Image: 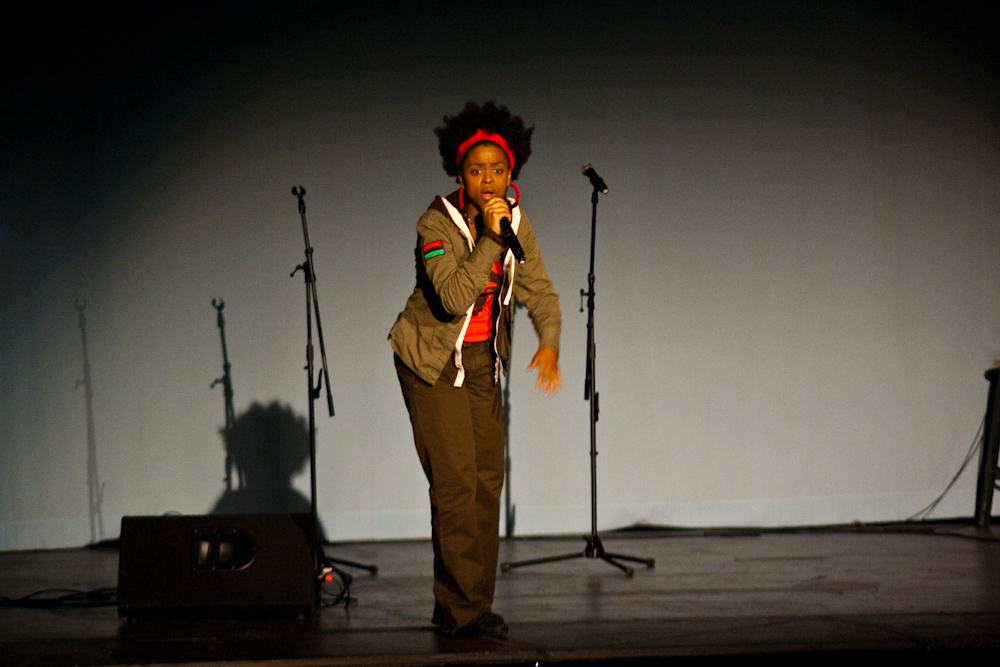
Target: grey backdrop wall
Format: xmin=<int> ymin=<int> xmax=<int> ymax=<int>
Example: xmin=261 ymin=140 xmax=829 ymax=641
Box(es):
xmin=2 ymin=2 xmax=998 ymax=550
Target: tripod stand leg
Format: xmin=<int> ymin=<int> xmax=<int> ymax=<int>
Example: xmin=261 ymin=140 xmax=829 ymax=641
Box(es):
xmin=594 ymin=543 xmax=657 ymax=576
xmin=600 ymin=555 xmax=634 ymax=577
xmin=605 ymin=552 xmax=656 ymax=568
xmin=327 ymin=555 xmax=378 ymax=576
xmin=501 ymin=535 xmax=655 ymax=575
xmin=501 ymin=550 xmax=584 ymax=572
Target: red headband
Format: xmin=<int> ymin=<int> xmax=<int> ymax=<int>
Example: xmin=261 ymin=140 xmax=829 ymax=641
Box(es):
xmin=455 ymin=130 xmax=515 ymax=171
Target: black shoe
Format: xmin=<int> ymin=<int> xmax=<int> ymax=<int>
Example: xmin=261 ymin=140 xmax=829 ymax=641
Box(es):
xmin=431 ymin=603 xmax=450 ymax=629
xmin=456 ymin=612 xmax=509 ymax=638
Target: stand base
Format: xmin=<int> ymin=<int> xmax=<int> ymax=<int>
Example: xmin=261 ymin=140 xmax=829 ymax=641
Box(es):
xmin=317 ymin=548 xmax=378 ymax=608
xmin=501 ymin=534 xmax=654 ymax=577
xmin=325 ymin=554 xmax=378 ymax=577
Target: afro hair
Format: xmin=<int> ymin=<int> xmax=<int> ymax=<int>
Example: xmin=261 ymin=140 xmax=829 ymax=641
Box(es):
xmin=435 ymin=101 xmax=534 ymax=180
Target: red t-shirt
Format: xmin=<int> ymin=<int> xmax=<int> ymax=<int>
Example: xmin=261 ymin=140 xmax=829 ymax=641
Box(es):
xmin=464 ymin=259 xmax=504 ymax=343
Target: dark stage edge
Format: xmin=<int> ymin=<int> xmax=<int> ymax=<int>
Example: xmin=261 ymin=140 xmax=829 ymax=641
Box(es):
xmin=2 ymin=524 xmax=1000 ymax=666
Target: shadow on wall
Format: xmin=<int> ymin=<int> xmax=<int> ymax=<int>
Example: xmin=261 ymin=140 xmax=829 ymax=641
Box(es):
xmin=209 ymin=401 xmax=318 ymax=528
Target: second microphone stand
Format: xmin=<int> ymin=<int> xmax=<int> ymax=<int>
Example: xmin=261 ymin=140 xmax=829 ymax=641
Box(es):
xmin=290 ymin=186 xmax=377 ymax=589
xmin=501 ymin=178 xmax=654 ymax=576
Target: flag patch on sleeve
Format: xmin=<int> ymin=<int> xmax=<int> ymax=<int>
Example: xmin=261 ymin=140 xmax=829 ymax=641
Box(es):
xmin=422 ymin=241 xmax=445 ymax=260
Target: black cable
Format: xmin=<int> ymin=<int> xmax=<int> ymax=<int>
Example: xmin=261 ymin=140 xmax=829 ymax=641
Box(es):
xmin=907 ymin=416 xmax=985 ymax=522
xmin=0 ymin=587 xmax=117 ymax=608
xmin=318 ymin=555 xmax=353 ymax=609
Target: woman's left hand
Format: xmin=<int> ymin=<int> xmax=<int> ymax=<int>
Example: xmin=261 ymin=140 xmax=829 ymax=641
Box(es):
xmin=527 ymin=346 xmax=562 ymax=396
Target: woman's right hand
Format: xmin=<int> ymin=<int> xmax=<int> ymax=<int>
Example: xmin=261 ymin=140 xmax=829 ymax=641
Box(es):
xmin=480 ymin=194 xmax=511 ymax=236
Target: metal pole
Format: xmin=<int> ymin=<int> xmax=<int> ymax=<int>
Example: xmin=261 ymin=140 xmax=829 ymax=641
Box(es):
xmin=75 ymin=300 xmax=105 ymax=544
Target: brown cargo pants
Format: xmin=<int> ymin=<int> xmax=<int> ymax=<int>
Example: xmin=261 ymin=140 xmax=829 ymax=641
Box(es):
xmin=395 ymin=341 xmax=504 ymax=632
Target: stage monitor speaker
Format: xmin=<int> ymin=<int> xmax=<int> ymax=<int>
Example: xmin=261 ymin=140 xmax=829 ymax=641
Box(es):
xmin=117 ymin=513 xmax=318 ymax=617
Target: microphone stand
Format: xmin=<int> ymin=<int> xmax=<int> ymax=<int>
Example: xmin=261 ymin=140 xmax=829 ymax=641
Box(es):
xmin=75 ymin=299 xmax=105 ymax=545
xmin=210 ymin=299 xmax=240 ymax=492
xmin=503 ymin=306 xmax=517 ymax=537
xmin=290 ymin=187 xmax=377 ymax=595
xmin=501 ymin=172 xmax=654 ymax=576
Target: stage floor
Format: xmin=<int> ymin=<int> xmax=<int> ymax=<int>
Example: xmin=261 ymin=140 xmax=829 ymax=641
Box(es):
xmin=2 ymin=523 xmax=999 ymax=666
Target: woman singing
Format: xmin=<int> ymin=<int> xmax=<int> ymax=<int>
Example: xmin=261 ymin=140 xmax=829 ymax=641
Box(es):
xmin=389 ymin=101 xmax=562 ymax=637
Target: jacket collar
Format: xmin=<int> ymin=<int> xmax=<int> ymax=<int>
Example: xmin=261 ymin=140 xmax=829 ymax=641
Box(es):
xmin=434 ymin=189 xmax=521 ymax=245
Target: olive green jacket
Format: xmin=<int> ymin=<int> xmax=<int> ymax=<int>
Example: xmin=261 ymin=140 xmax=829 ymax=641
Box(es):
xmin=389 ymin=191 xmax=561 ymax=386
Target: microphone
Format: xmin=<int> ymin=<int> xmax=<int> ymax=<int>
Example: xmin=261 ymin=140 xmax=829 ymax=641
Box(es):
xmin=500 ymin=217 xmax=525 ymax=264
xmin=581 ymin=164 xmax=608 ymax=193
